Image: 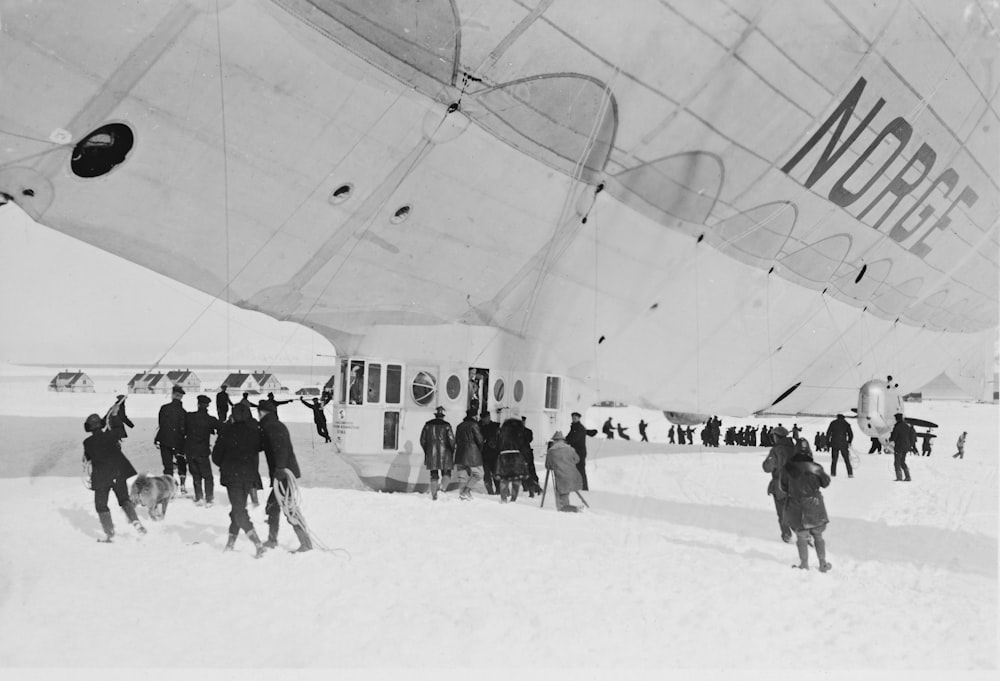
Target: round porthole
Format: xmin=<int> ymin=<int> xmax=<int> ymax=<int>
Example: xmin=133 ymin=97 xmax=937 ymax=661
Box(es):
xmin=71 ymin=123 xmax=134 ymax=178
xmin=390 ymin=205 xmax=411 ymax=224
xmin=411 ymin=371 xmax=437 ymax=406
xmin=330 ymin=183 xmax=353 ymax=204
xmin=493 ymin=379 xmax=505 ymax=401
xmin=513 ymin=380 xmax=524 ymax=402
xmin=446 ymin=374 xmax=461 ymax=400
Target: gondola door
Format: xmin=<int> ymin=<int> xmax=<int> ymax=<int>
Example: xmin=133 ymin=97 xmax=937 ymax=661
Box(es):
xmin=468 ymin=368 xmax=489 ymax=418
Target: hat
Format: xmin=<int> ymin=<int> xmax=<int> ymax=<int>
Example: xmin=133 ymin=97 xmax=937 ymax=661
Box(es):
xmin=771 ymin=426 xmax=789 ymax=437
xmin=571 ymin=412 xmax=581 ymax=418
xmin=232 ymin=402 xmax=251 ymax=422
xmin=197 ymin=395 xmax=211 ymax=404
xmin=434 ymin=406 xmax=445 ymax=416
xmin=84 ymin=413 xmax=103 ymax=433
xmin=172 ymin=385 xmax=185 ymax=395
xmin=552 ymin=430 xmax=565 ymax=440
xmin=466 ymin=408 xmax=477 ymax=417
xmin=836 ymin=413 xmax=844 ymax=419
xmin=116 ymin=394 xmax=125 ymax=400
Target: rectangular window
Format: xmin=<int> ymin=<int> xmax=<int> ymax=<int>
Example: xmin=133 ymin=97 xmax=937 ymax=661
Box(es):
xmin=383 ymin=411 xmax=399 ymax=449
xmin=544 ymin=376 xmax=561 ymax=410
xmin=386 ymin=364 xmax=402 ymax=404
xmin=349 ymin=360 xmax=365 ymax=405
xmin=367 ymin=363 xmax=382 ymax=403
xmin=338 ymin=360 xmax=349 ymax=404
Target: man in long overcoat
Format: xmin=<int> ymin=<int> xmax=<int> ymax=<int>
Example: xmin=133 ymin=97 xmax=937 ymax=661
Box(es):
xmin=565 ymin=412 xmax=596 ymax=491
xmin=420 ymin=405 xmax=455 ymax=500
xmin=454 ymin=408 xmax=484 ymax=500
xmin=546 ymin=431 xmax=583 ymax=512
xmin=825 ymin=413 xmax=854 ymax=478
xmin=185 ymin=394 xmax=219 ymax=506
xmin=212 ymin=402 xmax=266 ymax=557
xmin=155 ymin=385 xmax=188 ymax=494
xmin=889 ymin=413 xmax=913 ymax=481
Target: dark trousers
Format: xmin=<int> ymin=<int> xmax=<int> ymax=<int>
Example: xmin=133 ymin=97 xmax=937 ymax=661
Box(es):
xmin=482 ymin=449 xmax=498 ymax=494
xmin=576 ymin=454 xmax=589 ymax=491
xmin=217 ymin=406 xmax=229 ymax=423
xmin=830 ymin=446 xmax=853 ymax=476
xmin=894 ymin=449 xmax=911 ymax=480
xmin=315 ymin=419 xmax=331 ymax=442
xmin=226 ymin=484 xmax=255 ymax=535
xmin=188 ymin=456 xmax=214 ymax=502
xmin=773 ymin=495 xmax=792 ymax=540
xmin=160 ymin=445 xmax=187 ymax=478
xmin=94 ymin=477 xmax=134 ymax=517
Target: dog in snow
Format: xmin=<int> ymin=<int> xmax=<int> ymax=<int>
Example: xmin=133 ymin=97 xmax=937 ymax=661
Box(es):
xmin=129 ymin=474 xmax=176 ymax=520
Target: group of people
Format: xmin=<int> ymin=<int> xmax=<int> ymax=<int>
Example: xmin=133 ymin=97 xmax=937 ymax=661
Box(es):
xmin=216 ymin=385 xmax=333 ymax=443
xmin=83 ymin=384 xmax=313 ymax=556
xmin=420 ymin=408 xmax=595 ymax=510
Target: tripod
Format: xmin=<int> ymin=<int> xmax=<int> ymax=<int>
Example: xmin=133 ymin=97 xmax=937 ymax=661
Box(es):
xmin=539 ymin=469 xmax=590 ymax=509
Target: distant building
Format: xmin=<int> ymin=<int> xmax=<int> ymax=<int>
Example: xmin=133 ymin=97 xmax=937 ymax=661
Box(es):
xmin=252 ymin=372 xmax=286 ymax=393
xmin=127 ymin=372 xmax=163 ymax=394
xmin=295 ymin=387 xmax=321 ymax=396
xmin=222 ymin=372 xmax=261 ymax=394
xmin=127 ymin=370 xmax=200 ymax=394
xmin=49 ymin=371 xmax=95 ymax=393
xmin=166 ymin=370 xmax=200 ymax=393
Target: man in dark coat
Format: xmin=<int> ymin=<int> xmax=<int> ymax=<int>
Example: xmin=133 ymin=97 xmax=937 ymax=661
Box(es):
xmin=521 ymin=416 xmax=541 ymax=496
xmin=301 ymin=397 xmax=331 ymax=442
xmin=602 ymin=417 xmax=615 ymax=439
xmin=106 ymin=395 xmax=133 ymax=441
xmin=825 ymin=413 xmax=854 ymax=478
xmin=638 ymin=419 xmax=648 ymax=442
xmin=668 ymin=425 xmax=675 ymax=444
xmin=762 ymin=426 xmax=795 ymax=543
xmin=419 ymin=405 xmax=455 ymax=500
xmin=479 ymin=411 xmax=500 ymax=495
xmin=259 ymin=401 xmax=311 ymax=552
xmin=565 ymin=412 xmax=597 ymax=491
xmin=889 ymin=413 xmax=913 ymax=481
xmin=155 ymin=385 xmax=188 ymax=494
xmin=83 ymin=413 xmax=145 ymax=542
xmin=261 ymin=392 xmax=293 ymax=419
xmin=185 ymin=394 xmax=219 ymax=506
xmin=216 ymin=385 xmax=232 ymax=423
xmin=212 ymin=402 xmax=266 ymax=557
xmin=779 ymin=442 xmax=832 ymax=571
xmin=454 ymin=408 xmax=484 ymax=501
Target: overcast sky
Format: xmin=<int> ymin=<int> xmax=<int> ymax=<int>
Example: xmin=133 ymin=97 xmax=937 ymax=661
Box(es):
xmin=0 ymin=205 xmax=335 ymax=367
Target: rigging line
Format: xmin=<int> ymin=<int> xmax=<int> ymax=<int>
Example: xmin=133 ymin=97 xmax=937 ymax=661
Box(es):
xmin=0 ymin=129 xmax=66 ymax=146
xmin=694 ymin=238 xmax=702 ymax=414
xmin=215 ymin=0 xmax=231 ymax=371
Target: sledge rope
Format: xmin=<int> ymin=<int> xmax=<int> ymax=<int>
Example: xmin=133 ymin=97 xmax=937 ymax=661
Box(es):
xmin=274 ymin=475 xmax=351 ymax=560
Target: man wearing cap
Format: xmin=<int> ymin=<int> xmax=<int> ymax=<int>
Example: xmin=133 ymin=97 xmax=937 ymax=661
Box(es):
xmin=216 ymin=384 xmax=232 ymax=423
xmin=301 ymin=396 xmax=332 ymax=443
xmin=419 ymin=406 xmax=456 ymax=500
xmin=454 ymin=408 xmax=484 ymax=500
xmin=889 ymin=413 xmax=913 ymax=481
xmin=762 ymin=425 xmax=795 ymax=543
xmin=825 ymin=413 xmax=854 ymax=478
xmin=106 ymin=395 xmax=134 ymax=441
xmin=155 ymin=385 xmax=188 ymax=495
xmin=83 ymin=413 xmax=146 ymax=541
xmin=479 ymin=410 xmax=500 ymax=495
xmin=565 ymin=412 xmax=597 ymax=491
xmin=258 ymin=400 xmax=312 ymax=552
xmin=185 ymin=395 xmax=220 ymax=506
xmin=546 ymin=431 xmax=583 ymax=512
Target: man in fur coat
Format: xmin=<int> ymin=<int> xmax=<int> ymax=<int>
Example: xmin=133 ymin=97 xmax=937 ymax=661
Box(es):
xmin=545 ymin=431 xmax=583 ymax=513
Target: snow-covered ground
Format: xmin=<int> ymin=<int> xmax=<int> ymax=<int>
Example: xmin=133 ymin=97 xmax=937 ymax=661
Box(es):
xmin=0 ymin=365 xmax=996 ymax=680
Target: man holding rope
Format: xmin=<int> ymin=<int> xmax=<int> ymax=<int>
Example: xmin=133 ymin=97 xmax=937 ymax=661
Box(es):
xmin=258 ymin=401 xmax=312 ymax=553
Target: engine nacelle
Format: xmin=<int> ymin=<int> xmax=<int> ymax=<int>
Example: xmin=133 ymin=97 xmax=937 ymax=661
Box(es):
xmin=856 ymin=379 xmax=904 ymax=440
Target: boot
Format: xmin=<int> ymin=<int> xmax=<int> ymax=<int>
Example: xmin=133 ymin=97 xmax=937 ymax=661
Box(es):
xmin=292 ymin=525 xmax=313 ymax=553
xmin=263 ymin=516 xmax=279 ymax=549
xmin=132 ymin=520 xmax=147 ymax=536
xmin=98 ymin=511 xmax=115 ymax=542
xmin=246 ymin=529 xmax=267 ymax=559
xmin=438 ymin=474 xmax=450 ymax=496
xmin=430 ymin=478 xmax=439 ymax=501
xmin=224 ymin=533 xmax=237 ymax=552
xmin=179 ymin=475 xmax=188 ymax=496
xmin=510 ymin=481 xmax=520 ymax=502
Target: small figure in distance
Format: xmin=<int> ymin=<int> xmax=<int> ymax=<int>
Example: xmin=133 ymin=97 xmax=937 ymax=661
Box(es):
xmin=638 ymin=419 xmax=648 ymax=442
xmin=953 ymin=431 xmax=967 ymax=459
xmin=216 ymin=384 xmax=232 ymax=423
xmin=602 ymin=417 xmax=615 ymax=439
xmin=616 ymin=423 xmax=630 ymax=440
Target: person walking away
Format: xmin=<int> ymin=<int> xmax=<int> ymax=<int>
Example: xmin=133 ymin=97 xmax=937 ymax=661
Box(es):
xmin=521 ymin=416 xmax=542 ymax=496
xmin=106 ymin=395 xmax=134 ymax=441
xmin=301 ymin=397 xmax=332 ymax=442
xmin=825 ymin=413 xmax=854 ymax=478
xmin=668 ymin=425 xmax=675 ymax=444
xmin=545 ymin=431 xmax=583 ymax=512
xmin=921 ymin=430 xmax=933 ymax=456
xmin=211 ymin=403 xmax=266 ymax=557
xmin=780 ymin=441 xmax=832 ymax=571
xmin=419 ymin=406 xmax=456 ymax=500
xmin=263 ymin=392 xmax=293 ymax=419
xmin=258 ymin=401 xmax=311 ymax=552
xmin=185 ymin=395 xmax=219 ymax=506
xmin=566 ymin=412 xmax=597 ymax=491
xmin=868 ymin=436 xmax=882 ymax=454
xmin=638 ymin=419 xmax=648 ymax=442
xmin=479 ymin=411 xmax=500 ymax=495
xmin=216 ymin=385 xmax=232 ymax=423
xmin=953 ymin=431 xmax=967 ymax=459
xmin=495 ymin=418 xmax=530 ymax=503
xmin=454 ymin=408 xmax=484 ymax=501
xmin=889 ymin=413 xmax=913 ymax=481
xmin=155 ymin=385 xmax=188 ymax=495
xmin=83 ymin=413 xmax=145 ymax=541
xmin=762 ymin=426 xmax=795 ymax=543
